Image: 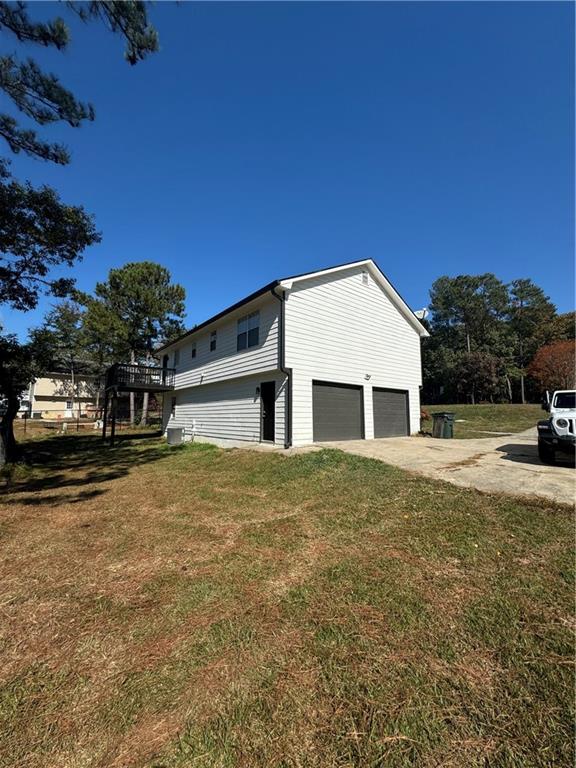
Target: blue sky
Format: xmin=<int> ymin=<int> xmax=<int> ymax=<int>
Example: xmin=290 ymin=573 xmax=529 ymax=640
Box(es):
xmin=3 ymin=1 xmax=574 ymax=340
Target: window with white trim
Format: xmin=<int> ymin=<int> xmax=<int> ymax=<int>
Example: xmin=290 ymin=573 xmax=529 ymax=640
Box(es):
xmin=237 ymin=311 xmax=260 ymax=351
xmin=210 ymin=331 xmax=217 ymax=352
xmin=66 ymin=400 xmax=73 ymax=410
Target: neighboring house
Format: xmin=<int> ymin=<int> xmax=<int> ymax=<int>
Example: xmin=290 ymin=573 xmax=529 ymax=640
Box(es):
xmin=158 ymin=259 xmax=429 ymax=447
xmin=28 ymin=373 xmax=99 ymax=419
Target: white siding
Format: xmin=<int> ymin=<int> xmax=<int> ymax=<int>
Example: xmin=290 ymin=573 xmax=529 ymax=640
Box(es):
xmin=285 ymin=266 xmax=423 ymax=445
xmin=164 ymin=373 xmax=287 ymax=445
xmin=166 ymin=295 xmax=280 ymax=390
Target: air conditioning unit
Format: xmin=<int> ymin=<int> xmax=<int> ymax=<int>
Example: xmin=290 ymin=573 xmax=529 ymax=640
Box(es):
xmin=166 ymin=426 xmax=184 ymax=446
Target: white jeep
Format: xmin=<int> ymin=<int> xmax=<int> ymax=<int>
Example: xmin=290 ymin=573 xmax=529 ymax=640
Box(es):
xmin=537 ymin=390 xmax=576 ymax=465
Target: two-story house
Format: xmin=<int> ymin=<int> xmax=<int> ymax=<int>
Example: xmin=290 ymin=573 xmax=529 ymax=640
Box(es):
xmin=158 ymin=259 xmax=429 ymax=447
xmin=27 ymin=373 xmax=99 ymax=419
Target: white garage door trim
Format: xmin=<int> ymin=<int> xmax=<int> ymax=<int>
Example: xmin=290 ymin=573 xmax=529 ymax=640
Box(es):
xmin=312 ymin=380 xmax=364 ymax=442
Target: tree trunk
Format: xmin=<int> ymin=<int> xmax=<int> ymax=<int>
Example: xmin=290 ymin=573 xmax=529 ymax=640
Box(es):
xmin=0 ymin=395 xmax=19 ymax=466
xmin=505 ymin=375 xmax=513 ymax=403
xmin=129 ymin=349 xmax=136 ymax=426
xmin=519 ymin=339 xmax=525 ymax=404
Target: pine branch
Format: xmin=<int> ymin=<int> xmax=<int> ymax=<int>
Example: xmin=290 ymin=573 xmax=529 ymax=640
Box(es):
xmin=0 ymin=1 xmax=69 ymax=48
xmin=0 ymin=56 xmax=95 ymax=126
xmin=0 ymin=2 xmax=157 ymax=164
xmin=68 ymin=1 xmax=159 ymax=65
xmin=0 ymin=114 xmax=70 ymax=163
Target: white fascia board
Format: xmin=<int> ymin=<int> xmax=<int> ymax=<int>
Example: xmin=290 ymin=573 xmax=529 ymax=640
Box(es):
xmin=279 ymin=260 xmax=371 ymax=290
xmin=366 ymin=263 xmax=430 ymax=338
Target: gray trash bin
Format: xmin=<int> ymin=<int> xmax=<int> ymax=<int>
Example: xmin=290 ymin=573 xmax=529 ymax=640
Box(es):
xmin=432 ymin=412 xmax=455 ymax=439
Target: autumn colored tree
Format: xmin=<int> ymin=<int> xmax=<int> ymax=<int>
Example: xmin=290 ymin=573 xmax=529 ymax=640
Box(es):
xmin=528 ymin=341 xmax=575 ymax=393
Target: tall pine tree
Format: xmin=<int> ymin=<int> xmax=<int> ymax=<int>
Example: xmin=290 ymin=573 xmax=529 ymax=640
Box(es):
xmin=94 ymin=262 xmax=185 ymax=425
xmin=0 ymin=1 xmax=159 ymax=464
xmin=507 ymin=279 xmax=556 ymax=403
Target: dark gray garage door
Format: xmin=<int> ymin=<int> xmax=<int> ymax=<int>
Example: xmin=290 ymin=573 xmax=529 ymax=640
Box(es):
xmin=373 ymin=388 xmax=409 ymax=437
xmin=313 ymin=381 xmax=364 ymax=442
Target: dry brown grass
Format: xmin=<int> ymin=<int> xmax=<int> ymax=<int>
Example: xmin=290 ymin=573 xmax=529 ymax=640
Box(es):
xmin=0 ymin=433 xmax=573 ymax=768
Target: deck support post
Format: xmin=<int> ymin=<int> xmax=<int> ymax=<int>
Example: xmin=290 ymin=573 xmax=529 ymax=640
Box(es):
xmin=101 ymin=363 xmax=175 ymax=446
xmin=102 ymin=390 xmax=109 ymax=442
xmin=110 ymin=392 xmax=117 ymax=447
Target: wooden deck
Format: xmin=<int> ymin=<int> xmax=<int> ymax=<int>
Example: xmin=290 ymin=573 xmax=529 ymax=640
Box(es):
xmin=105 ymin=363 xmax=175 ymax=393
xmin=102 ymin=363 xmax=175 ymax=445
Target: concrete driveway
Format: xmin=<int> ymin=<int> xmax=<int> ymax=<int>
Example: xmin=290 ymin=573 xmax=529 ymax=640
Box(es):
xmin=318 ymin=429 xmax=574 ymax=505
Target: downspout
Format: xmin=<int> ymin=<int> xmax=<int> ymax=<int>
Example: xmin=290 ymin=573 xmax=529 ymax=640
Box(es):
xmin=271 ymin=285 xmax=292 ymax=448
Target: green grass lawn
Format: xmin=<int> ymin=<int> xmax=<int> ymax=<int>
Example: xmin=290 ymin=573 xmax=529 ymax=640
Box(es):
xmin=0 ymin=433 xmax=573 ymax=768
xmin=423 ymin=403 xmax=543 ymax=438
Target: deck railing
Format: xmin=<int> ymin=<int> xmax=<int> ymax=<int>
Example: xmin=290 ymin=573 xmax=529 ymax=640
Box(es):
xmin=105 ymin=363 xmax=175 ymax=390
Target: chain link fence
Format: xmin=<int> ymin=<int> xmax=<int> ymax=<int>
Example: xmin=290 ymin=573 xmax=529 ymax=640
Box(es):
xmin=13 ymin=404 xmax=164 ymax=436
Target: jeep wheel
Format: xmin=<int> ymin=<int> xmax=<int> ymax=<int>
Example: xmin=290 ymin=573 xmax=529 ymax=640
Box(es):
xmin=538 ymin=440 xmax=556 ymax=465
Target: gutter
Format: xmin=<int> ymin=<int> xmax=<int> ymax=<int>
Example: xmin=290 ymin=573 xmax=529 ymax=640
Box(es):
xmin=271 ymin=286 xmax=292 ymax=449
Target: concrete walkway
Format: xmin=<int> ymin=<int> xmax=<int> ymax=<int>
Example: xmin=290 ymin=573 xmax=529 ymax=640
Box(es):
xmin=317 ymin=429 xmax=575 ymax=505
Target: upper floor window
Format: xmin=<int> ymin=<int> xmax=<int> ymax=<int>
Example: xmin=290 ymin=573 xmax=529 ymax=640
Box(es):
xmin=191 ymin=343 xmax=196 ymax=359
xmin=174 ymin=348 xmax=180 ymax=366
xmin=210 ymin=331 xmax=217 ymax=352
xmin=237 ymin=311 xmax=259 ymax=351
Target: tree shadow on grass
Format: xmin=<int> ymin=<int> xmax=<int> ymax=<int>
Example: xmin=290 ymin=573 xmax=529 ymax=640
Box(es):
xmin=114 ymin=430 xmax=163 ymax=441
xmin=1 ymin=433 xmax=174 ymax=506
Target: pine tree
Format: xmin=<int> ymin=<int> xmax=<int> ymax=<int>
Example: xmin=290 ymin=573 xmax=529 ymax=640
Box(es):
xmin=428 ymin=274 xmax=510 ymax=403
xmin=507 ymin=279 xmax=556 ymax=403
xmin=426 ymin=273 xmax=561 ymax=405
xmin=94 ymin=262 xmax=185 ymax=425
xmin=0 ymin=1 xmax=159 ymax=464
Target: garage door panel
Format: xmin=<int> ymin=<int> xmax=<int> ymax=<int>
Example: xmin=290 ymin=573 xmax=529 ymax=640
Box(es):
xmin=313 ymin=382 xmax=363 ymax=442
xmin=373 ymin=388 xmax=409 ymax=437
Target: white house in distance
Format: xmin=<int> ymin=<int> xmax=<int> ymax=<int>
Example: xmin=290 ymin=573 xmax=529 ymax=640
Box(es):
xmin=158 ymin=260 xmax=429 ymax=447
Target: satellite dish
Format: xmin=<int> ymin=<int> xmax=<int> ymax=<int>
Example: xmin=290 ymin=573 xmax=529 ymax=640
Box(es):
xmin=414 ymin=308 xmax=429 ymax=320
